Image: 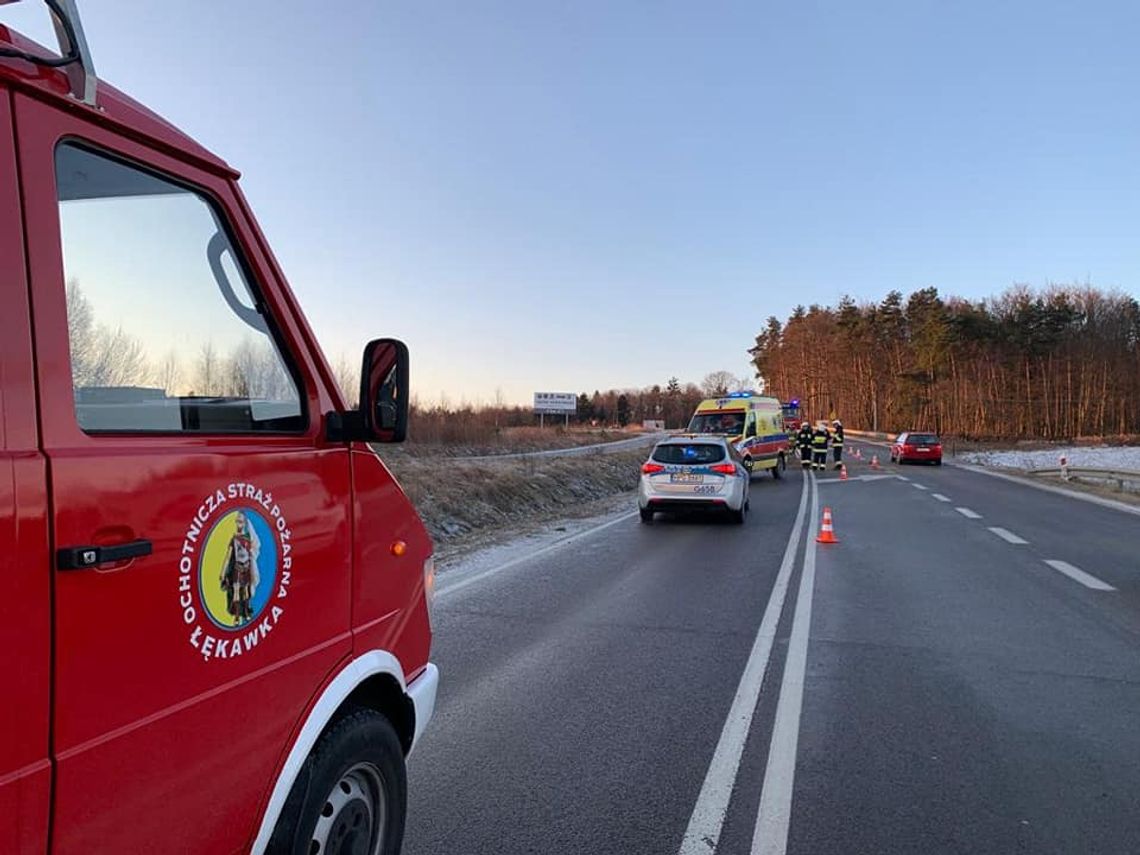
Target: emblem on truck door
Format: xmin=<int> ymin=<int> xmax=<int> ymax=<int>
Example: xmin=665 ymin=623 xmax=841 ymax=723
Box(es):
xmin=177 ymin=482 xmax=294 ymax=662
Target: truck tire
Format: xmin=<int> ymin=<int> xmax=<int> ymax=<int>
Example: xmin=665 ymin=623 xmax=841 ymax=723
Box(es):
xmin=267 ymin=708 xmax=406 ymax=855
xmin=772 ymin=454 xmax=785 ymax=479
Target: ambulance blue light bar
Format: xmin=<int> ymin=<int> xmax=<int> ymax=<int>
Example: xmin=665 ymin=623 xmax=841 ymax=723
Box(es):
xmin=726 ymin=391 xmax=752 ymax=398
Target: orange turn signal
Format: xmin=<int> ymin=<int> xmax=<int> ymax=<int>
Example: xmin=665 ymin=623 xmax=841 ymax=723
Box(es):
xmin=390 ymin=540 xmax=407 ymax=557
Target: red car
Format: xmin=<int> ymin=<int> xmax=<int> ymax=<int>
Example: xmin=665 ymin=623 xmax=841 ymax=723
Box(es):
xmin=2 ymin=7 xmax=437 ymax=855
xmin=890 ymin=431 xmax=943 ymax=465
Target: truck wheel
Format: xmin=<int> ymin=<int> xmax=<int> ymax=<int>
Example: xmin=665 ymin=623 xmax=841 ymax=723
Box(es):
xmin=772 ymin=454 xmax=785 ymax=479
xmin=639 ymin=508 xmax=654 ymax=524
xmin=743 ymin=457 xmax=754 ymax=474
xmin=268 ymin=708 xmax=406 ymax=855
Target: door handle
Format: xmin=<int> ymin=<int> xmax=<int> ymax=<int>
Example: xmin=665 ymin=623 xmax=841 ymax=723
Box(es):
xmin=57 ymin=539 xmax=153 ymax=570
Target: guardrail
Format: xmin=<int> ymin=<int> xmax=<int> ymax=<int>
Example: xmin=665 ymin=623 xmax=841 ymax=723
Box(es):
xmin=1027 ymin=467 xmax=1140 ymax=492
xmin=843 ymin=429 xmax=898 ymax=442
xmin=455 ymin=432 xmax=667 ymax=463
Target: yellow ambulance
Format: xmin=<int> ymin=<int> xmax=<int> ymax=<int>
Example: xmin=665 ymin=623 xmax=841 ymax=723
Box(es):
xmin=686 ymin=393 xmax=790 ymax=478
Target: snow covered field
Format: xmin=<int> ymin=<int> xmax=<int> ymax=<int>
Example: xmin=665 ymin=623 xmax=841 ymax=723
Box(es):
xmin=959 ymin=446 xmax=1140 ymax=472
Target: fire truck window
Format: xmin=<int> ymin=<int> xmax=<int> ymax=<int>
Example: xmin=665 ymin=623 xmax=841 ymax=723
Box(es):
xmin=55 ymin=143 xmax=305 ymax=434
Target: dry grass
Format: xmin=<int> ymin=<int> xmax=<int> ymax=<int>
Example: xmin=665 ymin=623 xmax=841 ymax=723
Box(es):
xmin=399 ymin=423 xmax=636 ymax=458
xmin=381 ymin=449 xmax=646 ymax=555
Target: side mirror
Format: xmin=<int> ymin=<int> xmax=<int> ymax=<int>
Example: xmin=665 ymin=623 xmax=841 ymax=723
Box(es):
xmin=360 ymin=338 xmax=409 ymax=443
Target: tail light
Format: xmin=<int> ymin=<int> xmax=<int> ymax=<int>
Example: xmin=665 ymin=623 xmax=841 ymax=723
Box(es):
xmin=710 ymin=463 xmax=737 ymax=475
xmin=641 ymin=462 xmax=665 ymax=474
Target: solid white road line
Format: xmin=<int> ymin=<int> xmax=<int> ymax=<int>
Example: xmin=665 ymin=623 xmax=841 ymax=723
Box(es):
xmin=436 ymin=511 xmax=637 ymax=599
xmin=931 ymin=493 xmax=952 ymax=502
xmin=751 ymin=476 xmax=820 ymax=855
xmin=955 ymin=507 xmax=982 ymax=519
xmin=1043 ymin=559 xmax=1116 ymax=591
xmin=988 ymin=526 xmax=1028 ymax=545
xmin=896 ymin=475 xmax=910 ymax=481
xmin=912 ymin=483 xmax=928 ymax=491
xmin=678 ymin=473 xmax=811 ymax=855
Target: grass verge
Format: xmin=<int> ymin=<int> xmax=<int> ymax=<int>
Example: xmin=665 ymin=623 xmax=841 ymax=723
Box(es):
xmin=382 ymin=449 xmax=646 ymax=561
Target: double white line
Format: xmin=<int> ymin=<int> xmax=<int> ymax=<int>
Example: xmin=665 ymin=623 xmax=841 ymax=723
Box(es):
xmin=679 ymin=473 xmax=821 ymax=855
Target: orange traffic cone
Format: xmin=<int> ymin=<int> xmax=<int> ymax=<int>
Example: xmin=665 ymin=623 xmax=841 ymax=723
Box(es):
xmin=854 ymin=447 xmax=863 ymax=460
xmin=817 ymin=506 xmax=839 ymax=544
xmin=839 ymin=465 xmax=848 ymax=481
xmin=870 ymin=454 xmax=880 ymax=470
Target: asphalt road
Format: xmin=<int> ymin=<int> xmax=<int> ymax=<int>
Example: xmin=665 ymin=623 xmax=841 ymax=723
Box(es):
xmin=403 ymin=442 xmax=1140 ymax=855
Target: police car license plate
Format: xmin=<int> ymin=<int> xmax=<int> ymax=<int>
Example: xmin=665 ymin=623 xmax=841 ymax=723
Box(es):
xmin=670 ymin=473 xmax=704 ymax=483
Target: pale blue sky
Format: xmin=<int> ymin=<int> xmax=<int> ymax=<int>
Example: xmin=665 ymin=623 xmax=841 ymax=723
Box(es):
xmin=7 ymin=1 xmax=1140 ymax=404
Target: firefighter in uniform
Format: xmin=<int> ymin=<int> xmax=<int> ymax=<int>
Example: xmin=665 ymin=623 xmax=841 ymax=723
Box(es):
xmin=831 ymin=419 xmax=845 ymax=469
xmin=797 ymin=421 xmax=814 ymax=468
xmin=811 ymin=420 xmax=830 ymax=470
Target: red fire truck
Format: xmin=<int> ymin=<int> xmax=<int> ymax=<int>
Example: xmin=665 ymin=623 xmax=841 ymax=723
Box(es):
xmin=781 ymin=398 xmax=803 ymax=432
xmin=0 ymin=3 xmax=437 ymax=852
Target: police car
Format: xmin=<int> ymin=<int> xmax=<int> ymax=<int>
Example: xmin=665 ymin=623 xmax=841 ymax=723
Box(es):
xmin=638 ymin=436 xmax=751 ymax=523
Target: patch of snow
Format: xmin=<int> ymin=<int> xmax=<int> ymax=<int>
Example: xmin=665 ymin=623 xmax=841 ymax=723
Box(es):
xmin=959 ymin=446 xmax=1140 ymax=472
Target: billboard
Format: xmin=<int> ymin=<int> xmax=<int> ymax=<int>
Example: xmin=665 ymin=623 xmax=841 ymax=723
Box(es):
xmin=534 ymin=392 xmax=577 ymax=414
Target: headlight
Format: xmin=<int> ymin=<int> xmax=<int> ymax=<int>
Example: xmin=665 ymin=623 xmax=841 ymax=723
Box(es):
xmin=423 ymin=555 xmax=436 ymax=623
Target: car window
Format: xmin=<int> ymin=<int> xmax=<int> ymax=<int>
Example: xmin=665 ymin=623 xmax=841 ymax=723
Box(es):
xmin=55 ymin=143 xmax=304 ymax=433
xmin=652 ymin=443 xmax=726 ymax=464
xmin=687 ymin=411 xmax=746 ymax=435
xmin=909 ymin=433 xmax=939 ymax=444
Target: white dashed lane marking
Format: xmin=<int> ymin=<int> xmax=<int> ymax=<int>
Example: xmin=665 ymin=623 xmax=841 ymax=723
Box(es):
xmin=955 ymin=507 xmax=982 ymax=519
xmin=1043 ymin=560 xmax=1116 ymax=591
xmin=988 ymin=527 xmax=1028 ymax=545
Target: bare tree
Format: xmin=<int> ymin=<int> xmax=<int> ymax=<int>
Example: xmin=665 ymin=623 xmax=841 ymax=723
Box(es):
xmin=194 ymin=341 xmax=220 ymax=396
xmin=66 ymin=279 xmax=95 ymax=379
xmin=332 ymin=352 xmax=361 ymax=407
xmin=225 ymin=338 xmax=297 ymax=400
xmin=701 ymin=370 xmax=737 ymax=397
xmin=66 ymin=280 xmax=150 ymax=388
xmin=153 ymin=350 xmax=182 ymax=395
